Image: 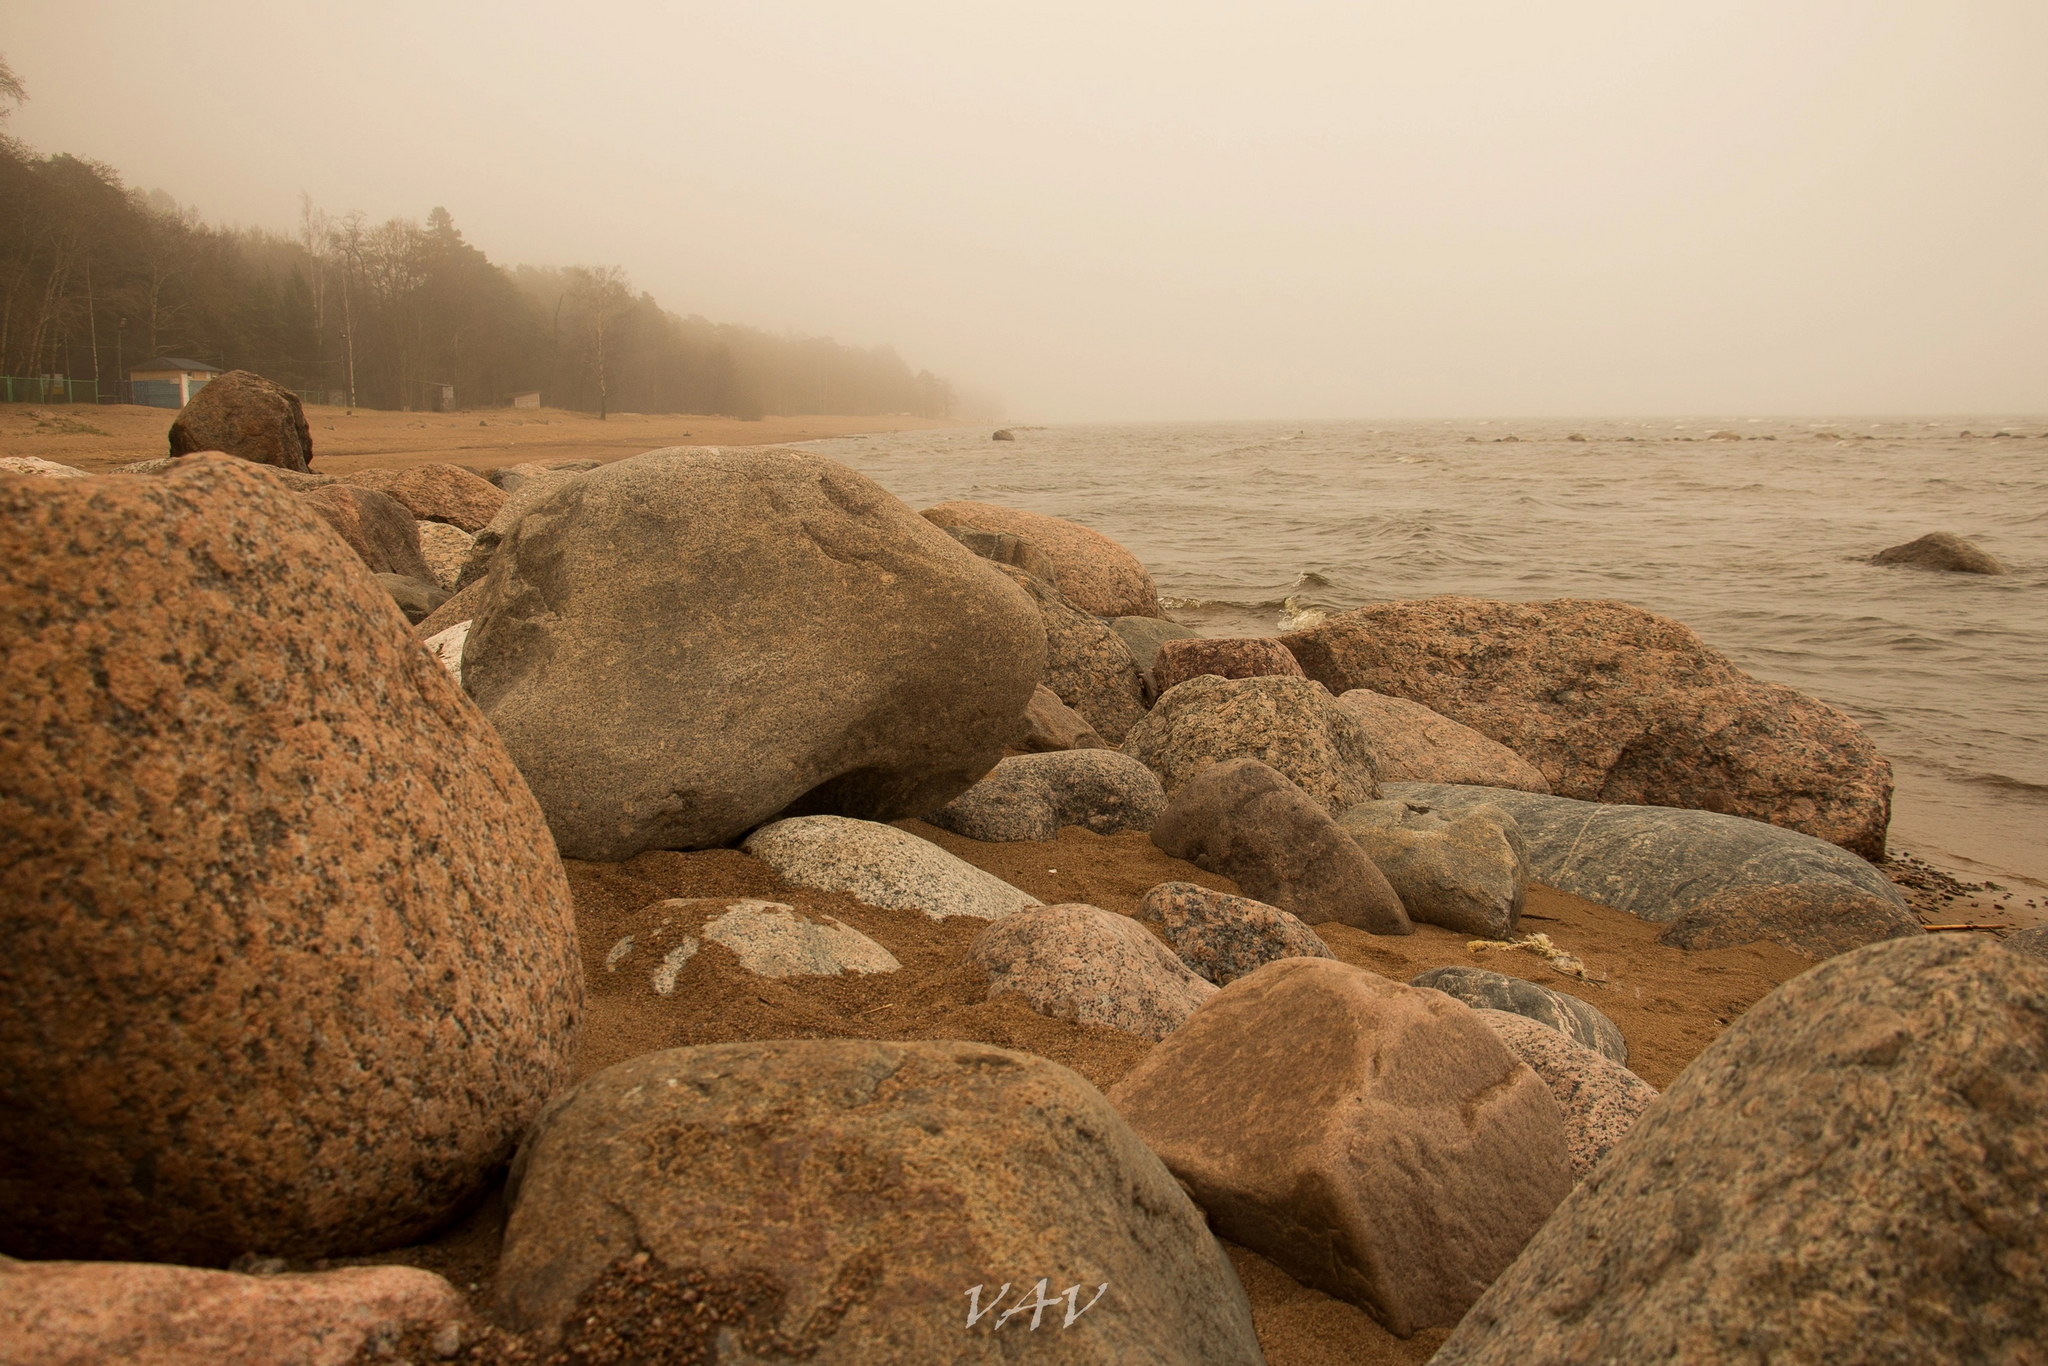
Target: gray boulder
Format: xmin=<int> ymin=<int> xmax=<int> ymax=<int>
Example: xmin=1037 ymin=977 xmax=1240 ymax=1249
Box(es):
xmin=0 ymin=456 xmax=89 ymax=479
xmin=743 ymin=816 xmax=1040 ymax=921
xmin=1019 ymin=683 xmax=1106 ymax=752
xmin=496 ymin=1041 xmax=1264 ymax=1363
xmin=1411 ymin=965 xmax=1627 ymax=1065
xmin=1871 ymin=531 xmax=2008 ymax=575
xmin=1338 ymin=798 xmax=1529 ymax=938
xmin=1111 ymin=615 xmax=1198 ymax=671
xmin=1124 ymin=673 xmax=1382 ymax=816
xmin=1473 ymin=1008 xmax=1657 ymax=1182
xmin=936 ymin=524 xmax=1059 ymax=584
xmin=374 ymin=572 xmax=447 ymax=625
xmin=1383 ymin=782 xmax=1907 ymax=923
xmin=1335 ymin=688 xmax=1550 ymax=791
xmin=462 ymin=449 xmax=1046 ymax=859
xmin=1432 ymin=937 xmax=2048 ymax=1364
xmin=1152 ymin=758 xmax=1410 ymax=934
xmin=415 ymin=520 xmax=473 ymax=592
xmin=923 ymin=750 xmax=1166 ymax=842
xmin=700 ymin=900 xmax=899 ymax=978
xmin=970 ymin=903 xmax=1218 ymax=1040
xmin=453 ymin=465 xmax=592 ymax=589
xmin=1657 ymin=881 xmax=1923 ymax=960
xmin=2006 ymin=925 xmax=2048 ymax=961
xmin=1138 ymin=881 xmax=1334 ymax=984
xmin=994 ymin=564 xmax=1147 ymax=743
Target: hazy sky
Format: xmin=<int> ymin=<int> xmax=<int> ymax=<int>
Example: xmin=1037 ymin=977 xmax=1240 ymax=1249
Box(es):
xmin=10 ymin=2 xmax=2046 ymax=419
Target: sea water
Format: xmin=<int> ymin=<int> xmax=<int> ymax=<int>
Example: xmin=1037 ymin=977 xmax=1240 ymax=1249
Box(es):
xmin=805 ymin=419 xmax=2048 ymax=897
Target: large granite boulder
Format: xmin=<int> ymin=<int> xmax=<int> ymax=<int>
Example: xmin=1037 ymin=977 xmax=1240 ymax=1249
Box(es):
xmin=936 ymin=523 xmax=1059 ymax=584
xmin=1283 ymin=597 xmax=1893 ymax=858
xmin=453 ymin=464 xmax=593 ymax=589
xmin=297 ymin=483 xmax=433 ymax=580
xmin=1657 ymin=881 xmax=1924 ymax=960
xmin=1870 ymin=530 xmax=2008 ymax=575
xmin=341 ymin=462 xmax=504 ymax=531
xmin=1152 ymin=758 xmax=1410 ymax=934
xmin=1138 ymin=881 xmax=1335 ymax=985
xmin=0 ymin=456 xmax=88 ymax=479
xmin=921 ymin=499 xmax=1165 ymax=618
xmin=0 ymin=457 xmax=581 ymax=1264
xmin=1124 ymin=673 xmax=1382 ymax=815
xmin=0 ymin=1260 xmax=467 ymax=1366
xmin=1432 ymin=937 xmax=2048 ymax=1364
xmin=923 ymin=750 xmax=1166 ymax=842
xmin=166 ymin=370 xmax=313 ymax=472
xmin=1335 ymin=688 xmax=1550 ymax=791
xmin=1019 ymin=682 xmax=1107 ymax=752
xmin=994 ymin=564 xmax=1147 ymax=743
xmin=1108 ymin=957 xmax=1571 ymax=1336
xmin=414 ymin=519 xmax=473 ymax=591
xmin=1472 ymin=1009 xmax=1657 ymax=1182
xmin=495 ymin=1040 xmax=1265 ymax=1363
xmin=462 ymin=449 xmax=1047 ymax=858
xmin=743 ymin=816 xmax=1040 ymax=921
xmin=970 ymin=902 xmax=1218 ymax=1040
xmin=1338 ymin=798 xmax=1529 ymax=938
xmin=1384 ymin=782 xmax=1908 ymax=925
xmin=1111 ymin=615 xmax=1197 ymax=670
xmin=1151 ymin=636 xmax=1304 ymax=694
xmin=1411 ymin=966 xmax=1627 ymax=1064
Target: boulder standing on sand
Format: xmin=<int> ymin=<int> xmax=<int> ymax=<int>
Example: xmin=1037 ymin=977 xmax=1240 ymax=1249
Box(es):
xmin=0 ymin=457 xmax=581 ymax=1265
xmin=463 ymin=449 xmax=1047 ymax=860
xmin=166 ymin=369 xmax=314 ymax=472
xmin=1870 ymin=530 xmax=2008 ymax=574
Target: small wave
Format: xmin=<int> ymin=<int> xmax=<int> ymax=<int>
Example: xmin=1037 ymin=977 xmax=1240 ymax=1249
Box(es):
xmin=1966 ymin=773 xmax=2048 ymax=802
xmin=1294 ymin=570 xmax=1333 ymax=588
xmin=1278 ymin=595 xmax=1328 ymax=631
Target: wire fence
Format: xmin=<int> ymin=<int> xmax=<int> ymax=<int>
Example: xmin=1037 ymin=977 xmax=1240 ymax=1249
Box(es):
xmin=0 ymin=376 xmax=103 ymax=404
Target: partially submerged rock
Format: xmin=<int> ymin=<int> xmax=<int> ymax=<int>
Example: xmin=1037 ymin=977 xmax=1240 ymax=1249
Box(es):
xmin=1151 ymin=635 xmax=1304 ymax=694
xmin=1657 ymin=881 xmax=1924 ymax=960
xmin=923 ymin=750 xmax=1166 ymax=842
xmin=970 ymin=902 xmax=1217 ymax=1040
xmin=1138 ymin=881 xmax=1335 ymax=984
xmin=1410 ymin=965 xmax=1627 ymax=1064
xmin=1339 ymin=798 xmax=1529 ymax=938
xmin=1870 ymin=530 xmax=2008 ymax=575
xmin=922 ymin=499 xmax=1165 ymax=618
xmin=1124 ymin=673 xmax=1382 ymax=816
xmin=1335 ymin=687 xmax=1550 ymax=791
xmin=1471 ymin=1008 xmax=1657 ymax=1182
xmin=166 ymin=369 xmax=313 ymax=472
xmin=743 ymin=816 xmax=1040 ymax=921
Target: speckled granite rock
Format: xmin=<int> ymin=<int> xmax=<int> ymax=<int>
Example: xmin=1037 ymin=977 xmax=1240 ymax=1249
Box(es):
xmin=463 ymin=449 xmax=1046 ymax=857
xmin=342 ymin=462 xmax=505 ymax=532
xmin=1151 ymin=636 xmax=1304 ymax=694
xmin=1657 ymin=881 xmax=1925 ymax=960
xmin=1111 ymin=615 xmax=1198 ymax=670
xmin=424 ymin=620 xmax=469 ymax=682
xmin=416 ymin=577 xmax=485 ymax=639
xmin=495 ymin=1040 xmax=1264 ymax=1363
xmin=297 ymin=483 xmax=432 ymax=579
xmin=1108 ymin=958 xmax=1571 ymax=1337
xmin=1153 ymin=758 xmax=1410 ymax=934
xmin=1338 ymin=799 xmax=1529 ymax=938
xmin=1411 ymin=966 xmax=1627 ymax=1065
xmin=0 ymin=455 xmax=582 ymax=1264
xmin=1432 ymin=937 xmax=2048 ymax=1364
xmin=1335 ymin=688 xmax=1550 ymax=791
xmin=743 ymin=816 xmax=1040 ymax=921
xmin=454 ymin=465 xmax=592 ymax=589
xmin=701 ymin=900 xmax=900 ymax=977
xmin=1138 ymin=881 xmax=1334 ymax=985
xmin=166 ymin=370 xmax=313 ymax=471
xmin=1382 ymin=783 xmax=1907 ymax=923
xmin=1020 ymin=682 xmax=1107 ymax=751
xmin=0 ymin=1260 xmax=467 ymax=1366
xmin=1870 ymin=530 xmax=2007 ymax=574
xmin=2006 ymin=925 xmax=2048 ymax=961
xmin=374 ymin=572 xmax=447 ymax=625
xmin=1124 ymin=673 xmax=1382 ymax=816
xmin=993 ymin=564 xmax=1147 ymax=743
xmin=0 ymin=456 xmax=88 ymax=479
xmin=415 ymin=519 xmax=474 ymax=591
xmin=970 ymin=902 xmax=1217 ymax=1040
xmin=921 ymin=500 xmax=1165 ymax=618
xmin=936 ymin=523 xmax=1060 ymax=584
xmin=1471 ymin=1008 xmax=1657 ymax=1182
xmin=1283 ymin=597 xmax=1893 ymax=858
xmin=924 ymin=750 xmax=1166 ymax=842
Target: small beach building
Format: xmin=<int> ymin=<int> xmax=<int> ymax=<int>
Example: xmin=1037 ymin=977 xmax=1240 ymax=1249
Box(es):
xmin=128 ymin=358 xmax=222 ymax=409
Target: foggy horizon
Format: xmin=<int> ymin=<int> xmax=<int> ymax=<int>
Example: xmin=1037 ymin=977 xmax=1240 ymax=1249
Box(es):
xmin=9 ymin=2 xmax=2045 ymax=421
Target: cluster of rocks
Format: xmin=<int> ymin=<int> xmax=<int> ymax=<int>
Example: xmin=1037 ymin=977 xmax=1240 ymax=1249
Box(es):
xmin=6 ymin=427 xmax=2028 ymax=1363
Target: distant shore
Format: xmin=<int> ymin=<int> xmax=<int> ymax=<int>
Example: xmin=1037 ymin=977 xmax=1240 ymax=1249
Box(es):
xmin=1 ymin=402 xmax=967 ymax=477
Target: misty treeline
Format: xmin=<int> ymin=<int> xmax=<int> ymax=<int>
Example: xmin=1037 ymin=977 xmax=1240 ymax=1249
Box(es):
xmin=0 ymin=68 xmax=960 ymax=417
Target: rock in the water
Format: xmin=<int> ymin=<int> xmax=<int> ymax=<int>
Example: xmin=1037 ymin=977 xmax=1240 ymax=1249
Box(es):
xmin=1471 ymin=1008 xmax=1657 ymax=1182
xmin=1124 ymin=673 xmax=1382 ymax=815
xmin=2006 ymin=925 xmax=2048 ymax=960
xmin=1431 ymin=937 xmax=2048 ymax=1364
xmin=1152 ymin=758 xmax=1410 ymax=934
xmin=1383 ymin=783 xmax=1907 ymax=926
xmin=495 ymin=1040 xmax=1265 ymax=1363
xmin=970 ymin=902 xmax=1218 ymax=1040
xmin=1335 ymin=688 xmax=1550 ymax=791
xmin=341 ymin=462 xmax=505 ymax=532
xmin=0 ymin=1260 xmax=467 ymax=1366
xmin=1138 ymin=881 xmax=1334 ymax=984
xmin=743 ymin=815 xmax=1040 ymax=921
xmin=1657 ymin=881 xmax=1924 ymax=959
xmin=1337 ymin=798 xmax=1529 ymax=938
xmin=0 ymin=456 xmax=581 ymax=1264
xmin=1410 ymin=966 xmax=1627 ymax=1064
xmin=0 ymin=456 xmax=89 ymax=479
xmin=414 ymin=518 xmax=473 ymax=591
xmin=1020 ymin=682 xmax=1107 ymax=751
xmin=994 ymin=564 xmax=1147 ymax=743
xmin=1870 ymin=530 xmax=2008 ymax=575
xmin=166 ymin=369 xmax=313 ymax=472
xmin=1110 ymin=615 xmax=1198 ymax=670
xmin=1108 ymin=957 xmax=1571 ymax=1336
xmin=298 ymin=483 xmax=433 ymax=580
xmin=992 ymin=427 xmax=1016 ymax=440
xmin=463 ymin=448 xmax=1046 ymax=858
xmin=700 ymin=899 xmax=900 ymax=977
xmin=374 ymin=572 xmax=447 ymax=625
xmin=922 ymin=499 xmax=1164 ymax=618
xmin=924 ymin=750 xmax=1166 ymax=842
xmin=936 ymin=523 xmax=1059 ymax=584
xmin=1283 ymin=597 xmax=1893 ymax=858
xmin=424 ymin=619 xmax=469 ymax=682
xmin=1151 ymin=635 xmax=1305 ymax=694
